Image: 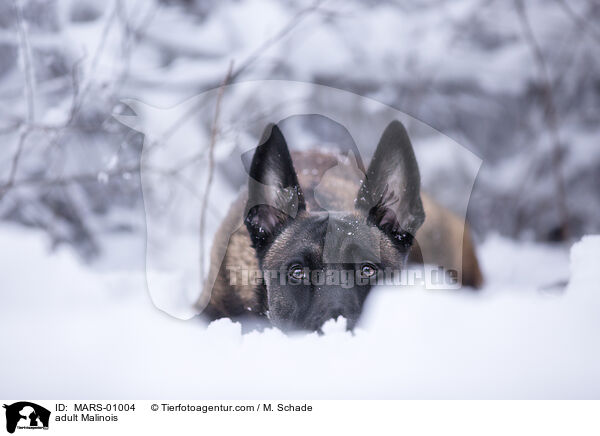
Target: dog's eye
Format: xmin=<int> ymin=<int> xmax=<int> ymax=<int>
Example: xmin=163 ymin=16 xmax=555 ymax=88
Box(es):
xmin=360 ymin=263 xmax=377 ymax=278
xmin=287 ymin=264 xmax=305 ymax=282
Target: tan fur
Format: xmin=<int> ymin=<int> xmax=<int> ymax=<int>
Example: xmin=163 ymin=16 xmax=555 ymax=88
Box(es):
xmin=410 ymin=195 xmax=484 ymax=288
xmin=198 ymin=150 xmax=483 ymax=318
xmin=198 ymin=189 xmax=261 ymax=318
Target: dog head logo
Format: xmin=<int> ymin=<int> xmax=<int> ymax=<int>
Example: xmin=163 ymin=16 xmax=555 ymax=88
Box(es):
xmin=3 ymin=402 xmax=50 ymax=433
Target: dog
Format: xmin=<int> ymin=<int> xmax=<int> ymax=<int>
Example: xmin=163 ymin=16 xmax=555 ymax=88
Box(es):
xmin=198 ymin=120 xmax=482 ymax=331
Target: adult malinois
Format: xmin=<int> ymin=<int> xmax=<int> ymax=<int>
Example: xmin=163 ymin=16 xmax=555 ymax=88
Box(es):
xmin=199 ymin=120 xmax=482 ymax=331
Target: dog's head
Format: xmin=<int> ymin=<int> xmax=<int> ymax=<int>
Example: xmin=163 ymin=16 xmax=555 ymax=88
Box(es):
xmin=244 ymin=121 xmax=424 ymax=331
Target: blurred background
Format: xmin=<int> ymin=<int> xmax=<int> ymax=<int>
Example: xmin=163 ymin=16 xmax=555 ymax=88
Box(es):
xmin=2 ymin=0 xmax=600 ymax=399
xmin=0 ymin=0 xmax=598 ymax=262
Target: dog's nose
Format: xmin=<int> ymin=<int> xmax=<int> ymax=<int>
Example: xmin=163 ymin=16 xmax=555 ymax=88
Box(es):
xmin=328 ymin=308 xmax=344 ymax=320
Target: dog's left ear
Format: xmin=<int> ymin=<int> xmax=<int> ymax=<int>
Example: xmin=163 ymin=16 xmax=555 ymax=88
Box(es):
xmin=355 ymin=120 xmax=425 ymax=248
xmin=244 ymin=124 xmax=306 ymax=254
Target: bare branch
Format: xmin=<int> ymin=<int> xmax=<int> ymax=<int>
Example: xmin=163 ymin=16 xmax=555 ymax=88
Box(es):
xmin=229 ymin=0 xmax=326 ymax=83
xmin=72 ymin=1 xmax=120 ymax=118
xmin=12 ymin=0 xmax=36 ymax=123
xmin=145 ymin=0 xmax=327 ymax=154
xmin=115 ymin=1 xmax=160 ymax=88
xmin=554 ymin=0 xmax=600 ymax=44
xmin=2 ymin=0 xmax=326 ymax=214
xmin=199 ymin=60 xmax=234 ymax=284
xmin=2 ymin=1 xmax=36 ymax=201
xmin=514 ymin=0 xmax=570 ymax=241
xmin=0 ymin=129 xmax=30 ymax=200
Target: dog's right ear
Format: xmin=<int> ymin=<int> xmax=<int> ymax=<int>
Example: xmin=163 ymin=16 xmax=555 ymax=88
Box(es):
xmin=355 ymin=120 xmax=425 ymax=249
xmin=244 ymin=124 xmax=305 ymax=255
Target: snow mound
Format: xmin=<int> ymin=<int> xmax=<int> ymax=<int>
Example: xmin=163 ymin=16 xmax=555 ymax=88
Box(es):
xmin=1 ymin=226 xmax=599 ymax=398
xmin=568 ymin=235 xmax=600 ymax=291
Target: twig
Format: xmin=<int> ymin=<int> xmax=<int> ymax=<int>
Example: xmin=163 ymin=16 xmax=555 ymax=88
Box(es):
xmin=71 ymin=1 xmax=120 ymax=118
xmin=228 ymin=0 xmax=326 ymax=83
xmin=2 ymin=0 xmax=325 ymax=210
xmin=554 ymin=0 xmax=600 ymax=44
xmin=199 ymin=61 xmax=234 ymax=284
xmin=12 ymin=0 xmax=35 ymax=123
xmin=115 ymin=1 xmax=160 ymax=92
xmin=0 ymin=129 xmax=30 ymax=199
xmin=66 ymin=55 xmax=85 ymax=123
xmin=168 ymin=99 xmax=299 ymax=176
xmin=1 ymin=3 xmax=117 ymax=201
xmin=2 ymin=0 xmax=36 ymax=200
xmin=145 ymin=0 xmax=327 ymax=154
xmin=514 ymin=0 xmax=570 ymax=241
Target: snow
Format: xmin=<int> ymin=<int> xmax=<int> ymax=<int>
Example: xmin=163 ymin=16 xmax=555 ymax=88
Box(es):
xmin=1 ymin=224 xmax=598 ymax=399
xmin=1 ymin=0 xmax=599 ymax=400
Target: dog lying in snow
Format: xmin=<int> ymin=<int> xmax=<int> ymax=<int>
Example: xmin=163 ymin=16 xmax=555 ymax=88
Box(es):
xmin=198 ymin=121 xmax=482 ymax=331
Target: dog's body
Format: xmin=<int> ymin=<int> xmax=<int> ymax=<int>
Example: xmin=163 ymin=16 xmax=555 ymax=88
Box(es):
xmin=199 ymin=122 xmax=482 ymax=331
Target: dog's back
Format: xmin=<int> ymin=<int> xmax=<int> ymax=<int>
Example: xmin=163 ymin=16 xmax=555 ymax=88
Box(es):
xmin=198 ymin=149 xmax=483 ymax=320
xmin=412 ymin=194 xmax=483 ymax=288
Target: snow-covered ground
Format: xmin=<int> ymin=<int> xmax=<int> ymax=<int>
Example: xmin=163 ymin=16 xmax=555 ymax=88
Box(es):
xmin=1 ymin=224 xmax=598 ymax=399
xmin=1 ymin=0 xmax=599 ymax=403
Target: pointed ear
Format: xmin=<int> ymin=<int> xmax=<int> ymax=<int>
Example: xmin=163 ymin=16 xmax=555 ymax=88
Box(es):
xmin=244 ymin=124 xmax=305 ymax=254
xmin=355 ymin=120 xmax=425 ymax=248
